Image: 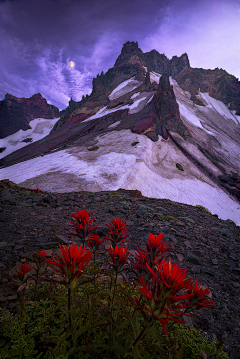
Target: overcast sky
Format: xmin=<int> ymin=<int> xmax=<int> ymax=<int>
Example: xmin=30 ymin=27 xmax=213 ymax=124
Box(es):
xmin=0 ymin=0 xmax=239 ymax=110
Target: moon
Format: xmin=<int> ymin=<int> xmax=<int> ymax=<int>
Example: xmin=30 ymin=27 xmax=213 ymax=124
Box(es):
xmin=69 ymin=61 xmax=75 ymax=68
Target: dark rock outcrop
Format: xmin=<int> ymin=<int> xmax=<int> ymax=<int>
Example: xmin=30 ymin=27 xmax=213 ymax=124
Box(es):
xmin=132 ymin=74 xmax=190 ymax=141
xmin=91 ymin=63 xmax=145 ymax=99
xmin=153 ymin=74 xmax=191 ymax=139
xmin=168 ymin=53 xmax=190 ymax=78
xmin=133 ymin=110 xmax=156 ymax=135
xmin=0 ymin=93 xmax=60 ymax=139
xmin=114 ymin=41 xmax=147 ymax=68
xmin=175 ymin=67 xmax=240 ymax=115
xmin=115 ymin=41 xmax=190 ymax=78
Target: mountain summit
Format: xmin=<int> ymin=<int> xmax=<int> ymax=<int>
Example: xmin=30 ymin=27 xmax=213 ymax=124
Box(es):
xmin=0 ymin=41 xmax=240 ymax=225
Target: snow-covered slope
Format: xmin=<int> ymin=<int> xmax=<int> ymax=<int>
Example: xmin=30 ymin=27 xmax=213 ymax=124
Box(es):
xmin=0 ymin=128 xmax=239 ymax=225
xmin=0 ymin=117 xmax=60 ymax=159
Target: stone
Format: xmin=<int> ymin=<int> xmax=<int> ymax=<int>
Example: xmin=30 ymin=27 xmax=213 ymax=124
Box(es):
xmin=200 ymin=268 xmax=214 ymax=276
xmin=54 ymin=234 xmax=71 ymax=245
xmin=0 ymin=194 xmax=16 ymax=205
xmin=0 ymin=296 xmax=8 ymax=302
xmin=222 ymin=306 xmax=230 ymax=315
xmin=232 ymin=282 xmax=240 ymax=288
xmin=185 ymin=251 xmax=202 ymax=265
xmin=183 ymin=315 xmax=193 ymax=327
xmin=218 ymin=228 xmax=232 ymax=238
xmin=7 ymin=295 xmax=18 ymax=301
xmin=175 ymin=221 xmax=185 ymax=226
xmin=184 ymin=240 xmax=192 ymax=248
xmin=13 ymin=245 xmax=24 ymax=250
xmin=232 ymin=268 xmax=240 ymax=275
xmin=126 ymin=220 xmax=134 ymax=226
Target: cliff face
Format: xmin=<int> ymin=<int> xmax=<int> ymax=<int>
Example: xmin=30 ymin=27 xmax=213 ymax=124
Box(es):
xmin=0 ymin=93 xmax=60 ymax=138
xmin=175 ymin=67 xmax=240 ymax=114
xmin=132 ymin=74 xmax=190 ymax=142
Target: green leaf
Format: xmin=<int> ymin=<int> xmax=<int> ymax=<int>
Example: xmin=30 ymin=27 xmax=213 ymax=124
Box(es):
xmin=131 ymin=315 xmax=141 ymax=337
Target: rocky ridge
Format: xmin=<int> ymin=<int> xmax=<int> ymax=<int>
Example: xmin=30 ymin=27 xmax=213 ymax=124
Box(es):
xmin=0 ymin=93 xmax=61 ymax=139
xmin=0 ymin=179 xmax=240 ymax=357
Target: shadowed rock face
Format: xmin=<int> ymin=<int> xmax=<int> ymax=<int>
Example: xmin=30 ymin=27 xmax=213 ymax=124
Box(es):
xmin=0 ymin=93 xmax=60 ymax=138
xmin=91 ymin=63 xmax=145 ymax=99
xmin=132 ymin=75 xmax=190 ymax=141
xmin=114 ymin=41 xmax=190 ymax=78
xmin=175 ymin=67 xmax=240 ymax=114
xmin=153 ymin=74 xmax=191 ymax=140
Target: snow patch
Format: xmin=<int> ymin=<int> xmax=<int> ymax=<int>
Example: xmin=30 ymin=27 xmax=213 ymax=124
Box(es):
xmin=178 ymin=102 xmax=204 ymax=129
xmin=0 ymin=117 xmax=60 ymax=159
xmin=131 ymin=92 xmax=140 ymax=99
xmin=199 ymin=92 xmax=240 ymax=124
xmin=150 ymin=71 xmax=161 ymax=84
xmin=108 ymin=77 xmax=142 ymax=101
xmin=83 ymin=94 xmax=147 ymax=122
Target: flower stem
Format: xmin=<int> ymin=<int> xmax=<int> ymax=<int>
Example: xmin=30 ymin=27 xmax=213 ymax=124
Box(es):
xmin=93 ymin=252 xmax=96 ymax=289
xmin=68 ymin=287 xmax=73 ymax=347
xmin=110 ymin=270 xmax=118 ymax=342
xmin=131 ymin=318 xmax=153 ymax=350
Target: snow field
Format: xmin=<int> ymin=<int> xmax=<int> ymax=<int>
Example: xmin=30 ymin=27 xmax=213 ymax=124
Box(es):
xmin=0 ymin=129 xmax=239 ymax=226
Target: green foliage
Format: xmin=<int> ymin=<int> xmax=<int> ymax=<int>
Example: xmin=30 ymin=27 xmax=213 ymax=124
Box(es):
xmin=107 ymin=193 xmax=124 ymax=198
xmin=0 ymin=277 xmax=229 ymax=359
xmin=160 ymin=216 xmax=179 ymax=221
xmin=195 ymin=205 xmax=211 ymax=214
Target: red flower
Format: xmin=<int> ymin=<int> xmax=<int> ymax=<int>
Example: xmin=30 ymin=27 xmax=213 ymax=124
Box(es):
xmin=14 ymin=262 xmax=34 ymax=281
xmin=66 ymin=210 xmax=98 ymax=243
xmin=131 ymin=260 xmax=195 ymax=335
xmin=33 ymin=249 xmax=46 ymax=268
xmin=155 ymin=259 xmax=193 ymax=296
xmin=106 ymin=244 xmax=129 ymax=272
xmin=187 ymin=281 xmax=214 ymax=309
xmin=132 ymin=249 xmax=150 ymax=276
xmin=103 ymin=218 xmax=129 ymax=245
xmin=87 ymin=234 xmax=104 ymax=251
xmin=132 ymin=233 xmax=169 ymax=279
xmin=146 ymin=233 xmax=169 ymax=263
xmin=45 ymin=243 xmax=92 ymax=286
xmin=31 ymin=188 xmax=41 ymax=193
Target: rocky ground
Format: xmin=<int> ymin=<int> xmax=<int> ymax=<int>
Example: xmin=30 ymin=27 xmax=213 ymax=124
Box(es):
xmin=0 ymin=179 xmax=240 ymax=357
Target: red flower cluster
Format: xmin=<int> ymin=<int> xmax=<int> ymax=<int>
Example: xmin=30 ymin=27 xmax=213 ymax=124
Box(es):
xmin=45 ymin=243 xmax=92 ymax=287
xmin=14 ymin=262 xmax=34 ymax=281
xmin=103 ymin=218 xmax=129 ymax=245
xmin=14 ymin=209 xmax=214 ymax=341
xmin=33 ymin=249 xmax=46 ymax=266
xmin=131 ymin=259 xmax=214 ymax=335
xmin=30 ymin=188 xmax=41 ymax=193
xmin=87 ymin=234 xmax=104 ymax=251
xmin=66 ymin=210 xmax=98 ymax=243
xmin=106 ymin=244 xmax=129 ymax=272
xmin=132 ymin=233 xmax=169 ymax=279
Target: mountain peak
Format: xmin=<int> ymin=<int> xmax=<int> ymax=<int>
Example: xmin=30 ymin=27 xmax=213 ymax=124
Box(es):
xmin=114 ymin=41 xmax=145 ymax=68
xmin=121 ymin=41 xmax=139 ymax=54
